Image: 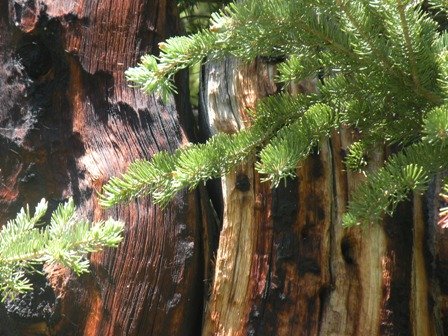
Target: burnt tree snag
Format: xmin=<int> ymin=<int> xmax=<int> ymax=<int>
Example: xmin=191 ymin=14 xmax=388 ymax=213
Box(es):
xmin=2 ymin=1 xmax=448 ymax=336
xmin=198 ymin=57 xmax=444 ymax=335
xmin=0 ymin=0 xmax=203 ymax=335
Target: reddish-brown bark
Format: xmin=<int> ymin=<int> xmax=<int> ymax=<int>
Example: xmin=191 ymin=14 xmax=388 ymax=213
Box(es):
xmin=0 ymin=0 xmax=203 ymax=335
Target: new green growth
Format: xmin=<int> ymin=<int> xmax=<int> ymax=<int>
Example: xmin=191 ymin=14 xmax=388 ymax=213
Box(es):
xmin=0 ymin=199 xmax=124 ymax=300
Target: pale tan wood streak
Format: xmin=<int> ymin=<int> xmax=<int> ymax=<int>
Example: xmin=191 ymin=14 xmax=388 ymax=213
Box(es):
xmin=411 ymin=194 xmax=435 ymax=336
xmin=318 ymin=130 xmax=389 ymax=336
xmin=201 ymin=58 xmax=276 ymax=335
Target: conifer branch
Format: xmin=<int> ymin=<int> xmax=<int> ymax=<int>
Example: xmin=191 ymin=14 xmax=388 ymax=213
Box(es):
xmin=397 ymin=0 xmax=420 ymax=84
xmin=100 ymin=93 xmax=314 ymax=207
xmin=345 ymin=141 xmax=368 ymax=172
xmin=256 ymin=103 xmax=337 ymax=185
xmin=0 ymin=198 xmax=124 ymax=300
xmin=336 ymin=0 xmax=396 ymax=75
xmin=104 ymin=0 xmax=448 ymax=228
xmin=344 ymin=104 xmax=448 ymax=226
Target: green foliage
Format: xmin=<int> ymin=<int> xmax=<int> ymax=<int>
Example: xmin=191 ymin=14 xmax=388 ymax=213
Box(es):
xmin=105 ymin=0 xmax=448 ymax=226
xmin=0 ymin=199 xmax=124 ymax=301
xmin=100 ymin=93 xmax=313 ymax=207
xmin=256 ymin=103 xmax=337 ymax=185
xmin=179 ymin=1 xmax=229 ymax=34
xmin=345 ymin=141 xmax=368 ymax=172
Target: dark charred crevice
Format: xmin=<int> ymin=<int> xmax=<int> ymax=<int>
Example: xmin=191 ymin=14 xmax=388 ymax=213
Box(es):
xmin=16 ymin=36 xmax=52 ymax=80
xmin=272 ymin=179 xmax=298 ymax=229
xmin=250 ymin=177 xmax=298 ymax=335
xmin=426 ymin=176 xmax=448 ymax=335
xmin=0 ymin=304 xmax=19 ymax=336
xmin=317 ymin=284 xmax=332 ymax=335
xmin=174 ymin=69 xmax=197 ymax=141
xmin=235 ymin=172 xmax=251 ymax=192
xmin=0 ymin=14 xmax=85 ymax=331
xmin=193 ymin=188 xmax=213 ymax=336
xmin=0 ymin=0 xmax=8 ymax=22
xmin=380 ymin=200 xmax=413 ymax=336
xmin=4 ymin=269 xmax=56 ymax=324
xmin=341 ymin=235 xmax=357 ymax=265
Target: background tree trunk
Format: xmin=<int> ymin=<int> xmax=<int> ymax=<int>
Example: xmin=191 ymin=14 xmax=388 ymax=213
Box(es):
xmin=0 ymin=0 xmax=204 ymax=335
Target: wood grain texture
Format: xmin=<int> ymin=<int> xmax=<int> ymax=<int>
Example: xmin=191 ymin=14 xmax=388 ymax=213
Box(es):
xmin=199 ymin=56 xmax=444 ymax=335
xmin=200 ymin=58 xmax=277 ymax=336
xmin=0 ymin=1 xmax=203 ymax=335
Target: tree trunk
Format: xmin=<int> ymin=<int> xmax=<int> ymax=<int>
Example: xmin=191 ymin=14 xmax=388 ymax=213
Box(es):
xmin=0 ymin=1 xmax=204 ymax=335
xmin=198 ymin=57 xmax=446 ymax=336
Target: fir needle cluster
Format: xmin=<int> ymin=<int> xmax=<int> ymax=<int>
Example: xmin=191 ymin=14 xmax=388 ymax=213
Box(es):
xmin=101 ymin=0 xmax=448 ymax=226
xmin=0 ymin=198 xmax=124 ymax=300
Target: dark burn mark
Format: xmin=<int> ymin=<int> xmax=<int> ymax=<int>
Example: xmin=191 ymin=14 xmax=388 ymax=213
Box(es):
xmin=272 ymin=177 xmax=298 ymax=229
xmin=62 ymin=13 xmax=90 ymax=28
xmin=305 ymin=296 xmax=318 ymax=332
xmin=12 ymin=0 xmax=38 ymax=30
xmin=69 ymin=132 xmax=85 ymax=157
xmin=272 ymin=200 xmax=298 ymax=230
xmin=316 ymin=206 xmax=326 ymax=221
xmin=436 ymin=259 xmax=448 ymax=294
xmin=310 ymin=152 xmax=324 ymax=179
xmin=250 ymin=177 xmax=299 ymax=333
xmin=19 ymin=162 xmax=38 ymax=184
xmin=275 ymin=232 xmax=295 ymax=260
xmin=341 ymin=235 xmax=356 ymax=265
xmin=235 ymin=173 xmax=250 ymax=192
xmin=13 ymin=2 xmax=22 ymax=22
xmin=300 ymin=222 xmax=314 ymax=240
xmin=442 ymin=314 xmax=448 ymax=335
xmin=4 ymin=271 xmax=56 ymax=323
xmin=298 ymin=258 xmax=321 ymax=276
xmin=0 ymin=304 xmax=20 ymax=336
xmin=380 ymin=201 xmax=413 ymax=336
xmin=16 ymin=38 xmax=52 ymax=79
xmin=318 ymin=285 xmax=332 ymax=328
xmin=248 ymin=303 xmax=271 ymax=336
xmin=259 ymin=55 xmax=287 ymax=64
xmin=305 ymin=194 xmax=322 ymax=209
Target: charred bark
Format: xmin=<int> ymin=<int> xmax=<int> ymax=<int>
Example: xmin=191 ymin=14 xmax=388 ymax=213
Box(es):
xmin=0 ymin=0 xmax=203 ymax=335
xmin=198 ymin=57 xmax=445 ymax=335
xmin=2 ymin=1 xmax=448 ymax=335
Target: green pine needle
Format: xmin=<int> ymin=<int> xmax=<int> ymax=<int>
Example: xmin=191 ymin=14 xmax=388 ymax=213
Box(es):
xmin=104 ymin=0 xmax=448 ymax=228
xmin=0 ymin=198 xmax=124 ymax=301
xmin=345 ymin=141 xmax=368 ymax=172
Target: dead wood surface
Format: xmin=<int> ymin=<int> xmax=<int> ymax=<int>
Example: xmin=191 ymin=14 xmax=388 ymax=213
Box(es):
xmin=0 ymin=1 xmax=203 ymax=335
xmin=2 ymin=1 xmax=448 ymax=335
xmin=199 ymin=57 xmax=445 ymax=335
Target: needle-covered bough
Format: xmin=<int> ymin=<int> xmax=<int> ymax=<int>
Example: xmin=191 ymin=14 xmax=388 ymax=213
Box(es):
xmin=0 ymin=199 xmax=124 ymax=300
xmin=100 ymin=0 xmax=448 ymax=227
